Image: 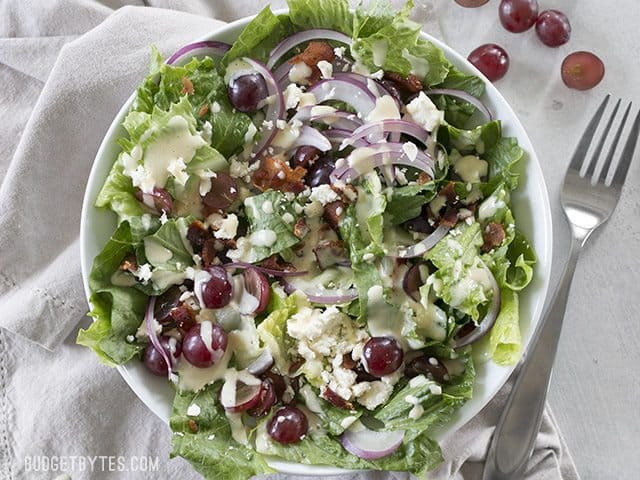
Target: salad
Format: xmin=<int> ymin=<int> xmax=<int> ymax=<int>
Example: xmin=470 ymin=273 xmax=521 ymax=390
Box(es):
xmin=78 ymin=0 xmax=536 ymax=478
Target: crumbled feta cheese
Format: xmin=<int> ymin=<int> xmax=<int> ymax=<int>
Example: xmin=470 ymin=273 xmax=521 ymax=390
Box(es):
xmin=262 ymin=120 xmax=274 ymax=130
xmin=208 ymin=213 xmax=238 ymax=240
xmin=159 ymin=211 xmax=169 ymax=225
xmin=130 ymin=165 xmax=155 ymax=194
xmin=317 ymin=60 xmax=333 ymax=79
xmin=202 ymin=121 xmax=213 ymax=143
xmin=283 ymin=83 xmax=306 ymax=110
xmin=298 ymin=92 xmax=317 ymax=107
xmin=334 ymin=46 xmax=346 ymax=58
xmin=135 ymin=263 xmax=153 ymax=284
xmin=405 ymin=91 xmax=445 ymax=132
xmin=309 ymin=185 xmax=339 ymax=206
xmin=357 ymin=380 xmax=394 ymax=410
xmin=362 ymin=253 xmax=375 ymax=262
xmin=409 ymin=404 xmax=424 ymax=420
xmin=167 ymin=156 xmax=189 ymax=186
xmin=261 ymin=200 xmax=274 ymax=214
xmin=211 ymin=102 xmax=221 ymax=114
xmin=402 ymin=142 xmax=418 ymax=162
xmin=289 ymin=62 xmax=313 ymax=85
xmin=126 ymin=335 xmax=135 ymax=343
xmin=187 ymin=403 xmax=201 ymax=416
xmin=244 ymin=122 xmax=258 ymax=144
xmin=409 ymin=374 xmax=430 ymax=389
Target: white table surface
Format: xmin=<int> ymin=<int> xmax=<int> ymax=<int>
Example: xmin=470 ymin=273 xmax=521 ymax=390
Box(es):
xmin=432 ymin=1 xmax=640 ymax=479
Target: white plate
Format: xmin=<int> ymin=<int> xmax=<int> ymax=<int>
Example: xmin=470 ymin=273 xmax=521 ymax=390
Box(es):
xmin=80 ymin=10 xmax=553 ymax=475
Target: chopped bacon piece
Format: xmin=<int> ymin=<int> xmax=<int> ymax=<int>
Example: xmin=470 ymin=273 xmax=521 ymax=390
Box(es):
xmin=321 ymin=387 xmax=354 ymax=410
xmin=171 ymin=304 xmax=196 ymax=333
xmin=187 ymin=419 xmax=199 ymax=433
xmin=201 ymin=238 xmax=220 ymax=267
xmin=288 ymin=358 xmax=305 ymax=376
xmin=332 ymin=184 xmax=358 ymax=204
xmin=181 ymin=77 xmax=194 ymax=95
xmin=417 ymin=171 xmax=432 ymax=185
xmin=118 ymin=254 xmax=138 ymax=274
xmin=293 ymin=218 xmax=309 ymax=239
xmin=439 ymin=181 xmax=458 ymax=203
xmin=482 ymin=222 xmax=506 ymax=252
xmin=186 ymin=220 xmax=211 ymax=254
xmin=260 ymin=254 xmax=295 ymax=272
xmin=440 ymin=206 xmax=459 ymax=228
xmin=252 ymin=156 xmax=307 ymax=193
xmin=323 ymin=201 xmax=345 ymax=231
xmin=197 ymin=103 xmax=209 ymax=117
xmin=341 ymin=354 xmax=356 ymax=370
xmin=289 ymin=41 xmax=335 ymax=84
xmin=383 ymin=71 xmax=423 ymax=93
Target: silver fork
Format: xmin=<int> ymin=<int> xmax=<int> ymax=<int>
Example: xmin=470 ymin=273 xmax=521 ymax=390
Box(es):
xmin=483 ymin=95 xmax=640 ymax=480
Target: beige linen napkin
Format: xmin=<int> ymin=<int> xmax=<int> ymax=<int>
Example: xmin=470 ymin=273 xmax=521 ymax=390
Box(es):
xmin=0 ymin=1 xmax=579 ymax=479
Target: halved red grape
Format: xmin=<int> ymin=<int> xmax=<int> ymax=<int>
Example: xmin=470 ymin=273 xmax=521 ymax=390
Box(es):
xmin=499 ymin=0 xmax=538 ymax=33
xmin=143 ymin=336 xmax=181 ymax=376
xmin=363 ymin=337 xmax=404 ymax=378
xmin=228 ymin=74 xmax=268 ymax=113
xmin=242 ymin=268 xmax=270 ymax=315
xmin=561 ymin=52 xmax=605 ymax=91
xmin=405 ymin=355 xmax=449 ymax=383
xmin=455 ymin=0 xmax=489 ymax=7
xmin=202 ymin=172 xmax=238 ymax=212
xmin=536 ymin=10 xmax=571 ymax=47
xmin=247 ymin=378 xmax=278 ymax=417
xmin=202 ymin=266 xmax=233 ymax=309
xmin=224 ymin=381 xmax=263 ymax=413
xmin=305 ymin=156 xmax=335 ymax=187
xmin=134 ymin=187 xmax=173 ymax=214
xmin=182 ymin=321 xmax=228 ymax=368
xmin=468 ymin=44 xmax=510 ymax=82
xmin=154 ymin=285 xmax=182 ymax=324
xmin=402 ymin=264 xmax=425 ymax=302
xmin=267 ymin=406 xmax=309 ymax=444
xmin=291 ymin=146 xmax=321 ymax=169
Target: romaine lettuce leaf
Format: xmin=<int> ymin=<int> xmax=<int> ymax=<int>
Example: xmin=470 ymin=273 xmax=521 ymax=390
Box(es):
xmin=170 ymin=384 xmax=274 ymax=480
xmin=243 ymin=190 xmax=303 ymax=262
xmin=374 ymin=355 xmax=475 ymax=437
xmin=483 ymin=137 xmax=525 ymax=193
xmin=432 ymin=66 xmax=486 ymax=127
xmin=256 ymin=290 xmax=305 ymax=372
xmin=384 ymin=181 xmax=437 ymax=226
xmin=288 ymin=0 xmax=353 ymax=35
xmin=222 ymin=6 xmax=292 ymax=66
xmin=77 ymin=222 xmax=147 ymax=365
xmin=142 ymin=217 xmax=194 ymax=272
xmin=438 ymin=119 xmax=502 ymax=155
xmin=487 ymin=288 xmax=521 ymax=365
xmin=339 ymin=204 xmax=383 ymax=323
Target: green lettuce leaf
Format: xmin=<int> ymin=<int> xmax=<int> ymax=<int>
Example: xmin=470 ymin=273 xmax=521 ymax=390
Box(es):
xmin=170 ymin=384 xmax=274 ymax=480
xmin=243 ymin=190 xmax=303 ymax=262
xmin=438 ymin=119 xmax=502 ymax=155
xmin=432 ymin=66 xmax=486 ymax=127
xmin=487 ymin=288 xmax=521 ymax=365
xmin=77 ymin=222 xmax=147 ymax=365
xmin=483 ymin=137 xmax=525 ymax=193
xmin=384 ymin=181 xmax=437 ymax=226
xmin=256 ymin=290 xmax=305 ymax=372
xmin=374 ymin=355 xmax=475 ymax=438
xmin=288 ymin=0 xmax=353 ymax=34
xmin=142 ymin=217 xmax=194 ymax=272
xmin=222 ymin=6 xmax=292 ymax=66
xmin=339 ymin=204 xmax=382 ymax=323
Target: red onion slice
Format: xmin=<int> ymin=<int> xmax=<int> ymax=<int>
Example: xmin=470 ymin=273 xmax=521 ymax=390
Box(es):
xmin=281 ymin=279 xmax=357 ymax=305
xmin=340 ymin=120 xmax=430 ymax=150
xmin=242 ymin=58 xmax=285 ymax=161
xmin=453 ymin=261 xmax=501 ymax=348
xmin=324 ymin=128 xmax=354 ymax=147
xmin=223 ymin=262 xmax=308 ymax=278
xmin=286 ymin=125 xmax=332 ymax=152
xmin=309 ymin=78 xmax=377 ymax=118
xmin=144 ymin=296 xmax=175 ymax=381
xmin=425 ymin=88 xmax=492 ymax=121
xmin=332 ymin=143 xmax=435 ymax=183
xmin=393 ymin=224 xmax=451 ymax=259
xmin=267 ymin=29 xmax=353 ymax=69
xmin=166 ymin=41 xmax=231 ymax=66
xmin=340 ymin=423 xmax=404 ymax=460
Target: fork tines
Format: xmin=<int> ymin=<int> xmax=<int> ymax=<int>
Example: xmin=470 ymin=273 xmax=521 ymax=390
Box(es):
xmin=570 ymin=94 xmax=640 ymax=187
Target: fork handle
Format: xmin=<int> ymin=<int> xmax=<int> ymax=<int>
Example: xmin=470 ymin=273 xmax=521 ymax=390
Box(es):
xmin=483 ymin=240 xmax=582 ymax=480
